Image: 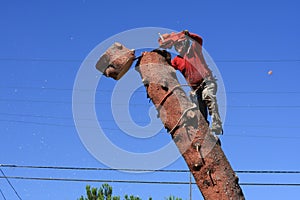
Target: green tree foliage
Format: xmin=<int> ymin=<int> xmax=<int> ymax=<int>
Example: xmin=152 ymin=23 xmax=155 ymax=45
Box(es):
xmin=78 ymin=184 xmax=120 ymax=200
xmin=78 ymin=184 xmax=180 ymax=200
xmin=165 ymin=196 xmax=182 ymax=200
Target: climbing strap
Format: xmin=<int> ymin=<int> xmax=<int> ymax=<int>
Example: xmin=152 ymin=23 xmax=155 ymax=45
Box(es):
xmin=157 ymin=84 xmax=190 ymax=110
xmin=169 ymin=103 xmax=198 ymax=134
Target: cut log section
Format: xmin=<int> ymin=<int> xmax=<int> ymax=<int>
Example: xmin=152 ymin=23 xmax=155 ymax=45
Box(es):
xmin=95 ymin=42 xmax=135 ymax=80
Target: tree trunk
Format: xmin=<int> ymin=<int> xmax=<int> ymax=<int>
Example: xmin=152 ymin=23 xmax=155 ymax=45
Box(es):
xmin=136 ymin=50 xmax=245 ymax=200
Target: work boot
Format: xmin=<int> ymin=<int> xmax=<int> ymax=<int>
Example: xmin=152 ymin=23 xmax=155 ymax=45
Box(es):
xmin=208 ymin=129 xmax=222 ymax=146
xmin=213 ymin=134 xmax=222 ymax=146
xmin=211 ymin=112 xmax=223 ymax=135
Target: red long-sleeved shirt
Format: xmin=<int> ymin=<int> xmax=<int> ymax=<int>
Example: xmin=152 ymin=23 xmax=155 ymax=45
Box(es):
xmin=171 ymin=33 xmax=212 ymax=89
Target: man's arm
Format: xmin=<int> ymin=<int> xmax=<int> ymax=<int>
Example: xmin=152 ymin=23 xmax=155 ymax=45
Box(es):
xmin=186 ymin=31 xmax=203 ymax=46
xmin=171 ymin=56 xmax=178 ymax=69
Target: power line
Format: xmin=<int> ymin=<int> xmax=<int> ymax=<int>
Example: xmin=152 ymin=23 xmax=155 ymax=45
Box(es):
xmin=239 ymin=183 xmax=300 ymax=186
xmin=1 ymin=112 xmax=300 ymax=130
xmin=0 ymin=58 xmax=82 ymax=63
xmin=0 ymin=169 xmax=22 ymax=200
xmin=0 ymin=188 xmax=7 ymax=200
xmin=0 ymin=119 xmax=75 ymax=128
xmin=1 ymin=98 xmax=300 ymax=109
xmin=1 ymin=118 xmax=300 ymax=139
xmin=0 ymin=176 xmax=189 ymax=185
xmin=0 ymin=112 xmax=73 ymax=120
xmin=0 ymin=164 xmax=188 ymax=173
xmin=0 ymin=119 xmax=167 ymax=134
xmin=1 ymin=85 xmax=300 ymax=95
xmin=1 ymin=118 xmax=300 ymax=140
xmin=215 ymin=59 xmax=300 ymax=63
xmin=235 ymin=170 xmax=300 ymax=174
xmin=0 ymin=112 xmax=154 ymax=124
xmin=1 ymin=111 xmax=300 ymax=129
xmin=0 ymin=175 xmax=300 ymax=187
xmin=1 ymin=164 xmax=300 ymax=174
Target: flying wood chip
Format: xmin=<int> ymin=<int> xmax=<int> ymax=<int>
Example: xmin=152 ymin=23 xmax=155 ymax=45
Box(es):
xmin=268 ymin=70 xmax=273 ymax=75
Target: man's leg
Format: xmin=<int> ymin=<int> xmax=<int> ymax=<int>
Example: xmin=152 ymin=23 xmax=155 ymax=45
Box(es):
xmin=202 ymin=79 xmax=223 ymax=134
xmin=196 ymin=90 xmax=209 ymax=125
xmin=190 ymin=89 xmax=209 ymax=124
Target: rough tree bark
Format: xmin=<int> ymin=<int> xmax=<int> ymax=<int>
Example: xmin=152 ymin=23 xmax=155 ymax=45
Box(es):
xmin=135 ymin=50 xmax=245 ymax=200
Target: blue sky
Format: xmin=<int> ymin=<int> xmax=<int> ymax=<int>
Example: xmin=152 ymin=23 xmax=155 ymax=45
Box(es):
xmin=1 ymin=0 xmax=300 ymax=199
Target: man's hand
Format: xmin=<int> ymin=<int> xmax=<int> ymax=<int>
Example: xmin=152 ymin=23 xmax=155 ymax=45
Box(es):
xmin=182 ymin=30 xmax=190 ymax=36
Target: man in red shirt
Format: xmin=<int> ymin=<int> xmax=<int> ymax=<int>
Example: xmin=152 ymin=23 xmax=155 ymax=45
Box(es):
xmin=159 ymin=30 xmax=223 ymax=135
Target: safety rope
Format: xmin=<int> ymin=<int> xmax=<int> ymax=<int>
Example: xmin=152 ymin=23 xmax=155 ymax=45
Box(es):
xmin=154 ymin=83 xmax=199 ymax=134
xmin=157 ymin=84 xmax=190 ymax=110
xmin=169 ymin=103 xmax=198 ymax=134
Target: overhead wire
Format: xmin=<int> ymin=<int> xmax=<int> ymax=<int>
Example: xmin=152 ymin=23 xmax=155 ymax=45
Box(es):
xmin=1 ymin=118 xmax=300 ymax=139
xmin=1 ymin=117 xmax=300 ymax=140
xmin=1 ymin=111 xmax=300 ymax=130
xmin=0 ymin=119 xmax=167 ymax=134
xmin=1 ymin=112 xmax=300 ymax=130
xmin=0 ymin=169 xmax=22 ymax=200
xmin=1 ymin=164 xmax=300 ymax=174
xmin=0 ymin=175 xmax=300 ymax=187
xmin=1 ymin=98 xmax=300 ymax=109
xmin=1 ymin=164 xmax=300 ymax=188
xmin=1 ymin=85 xmax=300 ymax=95
xmin=0 ymin=188 xmax=7 ymax=200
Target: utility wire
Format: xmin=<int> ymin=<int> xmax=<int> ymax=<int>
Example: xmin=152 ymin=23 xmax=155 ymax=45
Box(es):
xmin=2 ymin=85 xmax=300 ymax=95
xmin=2 ymin=117 xmax=298 ymax=136
xmin=0 ymin=175 xmax=300 ymax=187
xmin=0 ymin=119 xmax=298 ymax=140
xmin=0 ymin=188 xmax=7 ymax=200
xmin=0 ymin=169 xmax=22 ymax=200
xmin=0 ymin=119 xmax=167 ymax=134
xmin=1 ymin=98 xmax=300 ymax=109
xmin=0 ymin=58 xmax=82 ymax=63
xmin=2 ymin=112 xmax=300 ymax=129
xmin=215 ymin=59 xmax=300 ymax=63
xmin=235 ymin=170 xmax=300 ymax=174
xmin=240 ymin=183 xmax=300 ymax=186
xmin=0 ymin=164 xmax=189 ymax=173
xmin=2 ymin=164 xmax=300 ymax=174
xmin=1 ymin=119 xmax=300 ymax=139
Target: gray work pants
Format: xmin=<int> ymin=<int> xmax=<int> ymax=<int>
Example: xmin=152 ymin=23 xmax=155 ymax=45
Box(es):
xmin=193 ymin=78 xmax=222 ymax=127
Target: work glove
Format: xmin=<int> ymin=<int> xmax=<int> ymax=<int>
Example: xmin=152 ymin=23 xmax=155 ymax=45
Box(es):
xmin=182 ymin=30 xmax=190 ymax=36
